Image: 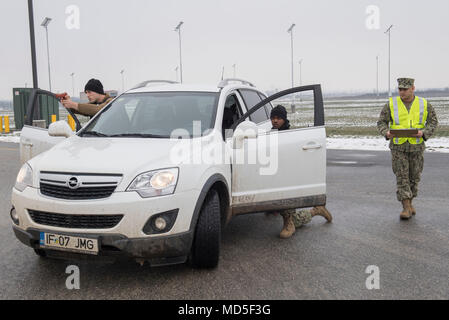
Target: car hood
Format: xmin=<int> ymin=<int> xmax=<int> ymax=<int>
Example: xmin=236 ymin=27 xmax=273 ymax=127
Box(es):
xmin=30 ymin=136 xmax=186 ymax=176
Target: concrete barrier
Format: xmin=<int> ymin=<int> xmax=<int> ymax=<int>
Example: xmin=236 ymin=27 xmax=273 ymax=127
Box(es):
xmin=32 ymin=120 xmax=46 ymax=128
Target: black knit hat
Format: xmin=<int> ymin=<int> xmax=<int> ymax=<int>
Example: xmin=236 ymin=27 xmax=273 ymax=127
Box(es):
xmin=84 ymin=78 xmax=104 ymax=94
xmin=270 ymin=105 xmax=287 ymax=120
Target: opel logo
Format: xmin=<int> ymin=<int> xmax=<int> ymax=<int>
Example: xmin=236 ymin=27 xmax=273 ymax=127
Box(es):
xmin=68 ymin=177 xmax=80 ymax=189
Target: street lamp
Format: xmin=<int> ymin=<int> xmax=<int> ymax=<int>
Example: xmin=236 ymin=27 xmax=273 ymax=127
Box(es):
xmin=120 ymin=69 xmax=125 ymax=92
xmin=41 ymin=17 xmax=52 ymax=91
xmin=174 ymin=21 xmax=184 ymax=83
xmin=70 ymin=72 xmax=75 ymax=97
xmin=385 ymin=25 xmax=393 ymax=97
xmin=287 ymin=23 xmax=295 ymax=88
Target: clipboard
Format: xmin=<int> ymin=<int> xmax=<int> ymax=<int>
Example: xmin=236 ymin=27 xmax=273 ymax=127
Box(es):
xmin=390 ymin=129 xmax=418 ymax=137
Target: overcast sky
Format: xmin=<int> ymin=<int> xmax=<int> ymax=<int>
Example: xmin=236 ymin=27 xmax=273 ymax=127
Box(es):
xmin=1 ymin=0 xmax=449 ymax=100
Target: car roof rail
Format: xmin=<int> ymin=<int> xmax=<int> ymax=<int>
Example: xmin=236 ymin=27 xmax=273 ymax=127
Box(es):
xmin=218 ymin=78 xmax=255 ymax=88
xmin=131 ymin=80 xmax=179 ymax=90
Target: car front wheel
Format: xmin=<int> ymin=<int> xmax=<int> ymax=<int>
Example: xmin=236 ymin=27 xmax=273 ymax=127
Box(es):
xmin=190 ymin=189 xmax=221 ymax=268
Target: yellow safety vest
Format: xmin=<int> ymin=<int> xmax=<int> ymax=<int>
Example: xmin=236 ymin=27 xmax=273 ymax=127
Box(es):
xmin=389 ymin=96 xmax=428 ymax=145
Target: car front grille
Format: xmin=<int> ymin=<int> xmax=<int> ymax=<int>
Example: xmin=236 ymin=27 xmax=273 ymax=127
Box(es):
xmin=40 ymin=183 xmax=116 ymax=200
xmin=39 ymin=172 xmax=122 ymax=200
xmin=28 ymin=209 xmax=123 ymax=229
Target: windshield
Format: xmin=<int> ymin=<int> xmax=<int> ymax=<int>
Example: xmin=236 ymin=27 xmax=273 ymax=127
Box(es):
xmin=80 ymin=92 xmax=219 ymax=138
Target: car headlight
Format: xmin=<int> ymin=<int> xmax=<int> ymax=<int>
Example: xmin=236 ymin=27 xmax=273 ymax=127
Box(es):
xmin=127 ymin=168 xmax=178 ymax=198
xmin=15 ymin=163 xmax=33 ymax=192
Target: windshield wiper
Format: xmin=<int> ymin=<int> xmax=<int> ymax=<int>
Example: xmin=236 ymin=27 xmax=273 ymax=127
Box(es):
xmin=79 ymin=131 xmax=110 ymax=137
xmin=108 ymin=133 xmax=168 ymax=138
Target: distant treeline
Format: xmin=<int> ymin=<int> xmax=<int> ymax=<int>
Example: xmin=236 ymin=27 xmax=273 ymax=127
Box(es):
xmin=327 ymin=88 xmax=449 ymax=100
xmin=0 ymin=100 xmax=13 ymax=110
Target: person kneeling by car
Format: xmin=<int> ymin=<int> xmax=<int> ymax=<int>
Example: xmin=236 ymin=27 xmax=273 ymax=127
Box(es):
xmin=269 ymin=105 xmax=333 ymax=239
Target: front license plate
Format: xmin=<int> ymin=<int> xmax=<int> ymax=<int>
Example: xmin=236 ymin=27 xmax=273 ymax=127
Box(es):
xmin=40 ymin=232 xmax=99 ymax=255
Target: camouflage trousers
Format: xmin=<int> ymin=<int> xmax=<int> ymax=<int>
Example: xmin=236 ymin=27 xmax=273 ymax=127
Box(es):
xmin=280 ymin=209 xmax=312 ymax=228
xmin=391 ymin=149 xmax=424 ymax=201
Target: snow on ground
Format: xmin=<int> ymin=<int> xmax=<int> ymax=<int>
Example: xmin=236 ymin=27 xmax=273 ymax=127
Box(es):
xmin=0 ymin=134 xmax=20 ymax=144
xmin=327 ymin=136 xmax=449 ymax=153
xmin=1 ymin=134 xmax=449 ymax=153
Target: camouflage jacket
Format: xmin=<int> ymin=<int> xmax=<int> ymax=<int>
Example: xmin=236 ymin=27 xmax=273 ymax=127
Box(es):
xmin=376 ymin=98 xmax=438 ymax=152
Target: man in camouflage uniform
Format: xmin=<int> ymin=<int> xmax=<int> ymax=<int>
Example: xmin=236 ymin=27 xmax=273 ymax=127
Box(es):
xmin=270 ymin=105 xmax=333 ymax=238
xmin=377 ymin=78 xmax=438 ymax=219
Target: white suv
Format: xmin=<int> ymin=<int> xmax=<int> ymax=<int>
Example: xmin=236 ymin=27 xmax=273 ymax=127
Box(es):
xmin=11 ymin=79 xmax=327 ymax=268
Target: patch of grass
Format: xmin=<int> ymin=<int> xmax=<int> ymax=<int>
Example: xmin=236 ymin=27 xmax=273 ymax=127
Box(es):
xmin=325 ymin=127 xmax=380 ymax=136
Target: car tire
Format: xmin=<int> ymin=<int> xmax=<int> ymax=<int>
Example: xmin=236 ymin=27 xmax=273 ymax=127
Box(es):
xmin=190 ymin=189 xmax=221 ymax=268
xmin=34 ymin=248 xmax=47 ymax=258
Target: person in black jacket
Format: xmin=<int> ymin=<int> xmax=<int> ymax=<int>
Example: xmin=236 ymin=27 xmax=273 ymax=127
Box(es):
xmin=269 ymin=105 xmax=333 ymax=239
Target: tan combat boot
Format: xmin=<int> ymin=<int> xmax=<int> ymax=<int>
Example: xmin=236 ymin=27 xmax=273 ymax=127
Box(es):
xmin=400 ymin=199 xmax=413 ymax=220
xmin=310 ymin=206 xmax=333 ymax=222
xmin=280 ymin=215 xmax=295 ymax=239
xmin=410 ymin=198 xmax=416 ymax=216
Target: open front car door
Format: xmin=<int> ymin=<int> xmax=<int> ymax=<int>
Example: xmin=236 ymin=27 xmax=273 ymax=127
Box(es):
xmin=19 ymin=89 xmax=82 ymax=164
xmin=230 ymin=84 xmax=327 ymax=215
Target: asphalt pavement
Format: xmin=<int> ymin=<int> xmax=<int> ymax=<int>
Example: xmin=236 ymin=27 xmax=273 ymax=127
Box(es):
xmin=0 ymin=141 xmax=448 ymax=299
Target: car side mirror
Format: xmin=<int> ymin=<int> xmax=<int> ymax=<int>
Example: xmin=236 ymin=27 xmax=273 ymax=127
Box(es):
xmin=48 ymin=120 xmax=74 ymax=138
xmin=232 ymin=121 xmax=258 ymax=149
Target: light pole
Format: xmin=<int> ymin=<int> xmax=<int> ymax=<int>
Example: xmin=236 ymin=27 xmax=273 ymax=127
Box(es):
xmin=120 ymin=69 xmax=125 ymax=92
xmin=287 ymin=24 xmax=295 ymax=88
xmin=70 ymin=72 xmax=75 ymax=97
xmin=232 ymin=64 xmax=236 ymax=78
xmin=174 ymin=21 xmax=184 ymax=83
xmin=27 ymin=0 xmax=38 ymax=89
xmin=41 ymin=17 xmax=52 ymax=91
xmin=298 ymin=59 xmax=303 ymax=102
xmin=385 ymin=25 xmax=393 ymax=97
xmin=287 ymin=23 xmax=296 ymax=111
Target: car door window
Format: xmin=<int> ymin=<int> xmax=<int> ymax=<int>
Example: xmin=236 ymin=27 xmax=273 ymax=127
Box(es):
xmin=222 ymin=94 xmax=244 ymax=139
xmin=239 ymin=89 xmax=269 ymax=124
xmin=257 ymin=92 xmax=273 ymax=114
xmin=232 ymin=85 xmax=325 ymax=131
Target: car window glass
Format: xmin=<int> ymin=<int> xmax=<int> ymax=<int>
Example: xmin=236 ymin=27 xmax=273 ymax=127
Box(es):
xmin=272 ymin=96 xmax=315 ymax=129
xmin=239 ymin=89 xmax=268 ymax=124
xmin=222 ymin=94 xmax=243 ymax=138
xmin=257 ymin=92 xmax=274 ymax=118
xmin=123 ymin=98 xmax=139 ymax=120
xmin=82 ymin=92 xmax=219 ymax=138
